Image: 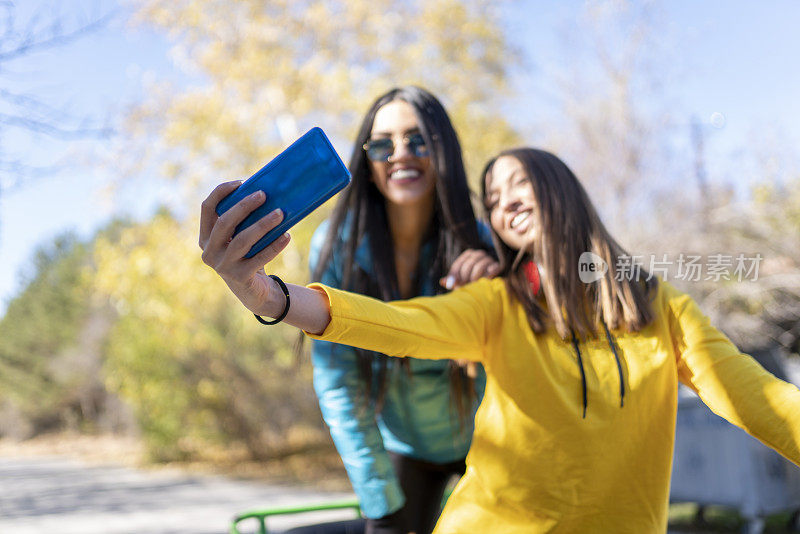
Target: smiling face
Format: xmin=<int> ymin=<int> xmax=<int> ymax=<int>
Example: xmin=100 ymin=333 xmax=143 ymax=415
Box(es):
xmin=484 ymin=155 xmax=539 ymax=251
xmin=367 ymin=99 xmax=437 ymax=207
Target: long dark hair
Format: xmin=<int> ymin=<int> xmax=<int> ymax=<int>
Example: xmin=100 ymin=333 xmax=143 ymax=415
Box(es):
xmin=311 ymin=86 xmax=489 ymax=421
xmin=481 ymin=148 xmax=657 ymax=340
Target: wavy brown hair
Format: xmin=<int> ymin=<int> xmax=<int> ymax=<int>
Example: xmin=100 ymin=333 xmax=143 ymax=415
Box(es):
xmin=481 ymin=148 xmax=657 ymax=340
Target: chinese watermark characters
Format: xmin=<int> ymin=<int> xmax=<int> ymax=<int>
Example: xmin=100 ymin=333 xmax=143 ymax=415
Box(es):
xmin=578 ymin=253 xmax=763 ymax=283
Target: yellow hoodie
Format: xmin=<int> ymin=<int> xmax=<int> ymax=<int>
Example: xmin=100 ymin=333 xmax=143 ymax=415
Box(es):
xmin=306 ymin=277 xmax=800 ymax=533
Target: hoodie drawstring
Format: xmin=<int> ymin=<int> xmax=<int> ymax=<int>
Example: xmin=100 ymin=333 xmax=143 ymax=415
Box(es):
xmin=569 ymin=324 xmax=626 ymax=418
xmin=570 ymin=331 xmax=588 ymax=419
xmin=603 ymin=323 xmax=625 ymax=408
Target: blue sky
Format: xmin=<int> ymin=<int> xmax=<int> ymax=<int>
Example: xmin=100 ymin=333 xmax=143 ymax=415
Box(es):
xmin=1 ymin=0 xmax=799 ymax=313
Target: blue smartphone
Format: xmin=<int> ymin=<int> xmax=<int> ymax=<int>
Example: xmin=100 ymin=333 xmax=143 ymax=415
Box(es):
xmin=215 ymin=127 xmax=351 ymax=258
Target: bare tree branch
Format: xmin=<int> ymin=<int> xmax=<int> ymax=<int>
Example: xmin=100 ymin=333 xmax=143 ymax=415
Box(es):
xmin=0 ymin=4 xmax=118 ymax=63
xmin=0 ymin=158 xmax=61 ymax=192
xmin=0 ymin=111 xmax=112 ymax=138
xmin=0 ymin=2 xmax=117 ymax=199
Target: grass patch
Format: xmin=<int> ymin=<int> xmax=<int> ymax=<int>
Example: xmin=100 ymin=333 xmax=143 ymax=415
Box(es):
xmin=669 ymin=503 xmax=799 ymax=533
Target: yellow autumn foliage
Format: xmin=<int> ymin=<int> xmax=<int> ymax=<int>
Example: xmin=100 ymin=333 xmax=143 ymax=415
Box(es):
xmin=94 ymin=211 xmax=325 ymax=460
xmin=105 ymin=0 xmax=521 ymax=460
xmin=127 ymin=0 xmax=520 ymax=193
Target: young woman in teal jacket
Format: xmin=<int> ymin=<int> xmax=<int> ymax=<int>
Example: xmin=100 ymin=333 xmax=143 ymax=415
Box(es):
xmin=303 ymin=86 xmax=496 ymax=533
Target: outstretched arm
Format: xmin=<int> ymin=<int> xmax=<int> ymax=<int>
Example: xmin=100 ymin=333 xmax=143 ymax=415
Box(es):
xmin=199 ymin=181 xmax=331 ymax=334
xmin=666 ymin=284 xmax=800 ymax=465
xmin=201 ymin=181 xmax=496 ymax=362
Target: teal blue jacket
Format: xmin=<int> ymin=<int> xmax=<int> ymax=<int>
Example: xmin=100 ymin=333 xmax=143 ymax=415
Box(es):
xmin=308 ymin=219 xmax=487 ymax=518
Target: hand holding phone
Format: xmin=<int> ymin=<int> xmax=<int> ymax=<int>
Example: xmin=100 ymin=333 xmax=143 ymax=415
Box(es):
xmin=215 ymin=127 xmax=351 ymax=258
xmin=199 ymin=179 xmax=334 ymax=334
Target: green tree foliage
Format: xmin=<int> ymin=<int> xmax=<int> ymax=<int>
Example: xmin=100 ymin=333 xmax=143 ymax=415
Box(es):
xmin=0 ymin=233 xmax=114 ymax=438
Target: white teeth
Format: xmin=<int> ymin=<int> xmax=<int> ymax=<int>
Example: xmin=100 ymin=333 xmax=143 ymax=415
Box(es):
xmin=390 ymin=169 xmax=420 ymax=180
xmin=511 ymin=211 xmax=530 ymax=229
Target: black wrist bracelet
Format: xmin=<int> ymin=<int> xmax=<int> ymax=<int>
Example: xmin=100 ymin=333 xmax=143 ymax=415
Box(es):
xmin=254 ymin=275 xmax=290 ymax=325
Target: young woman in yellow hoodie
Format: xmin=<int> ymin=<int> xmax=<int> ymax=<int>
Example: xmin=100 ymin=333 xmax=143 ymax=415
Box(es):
xmin=199 ymin=147 xmax=800 ymax=533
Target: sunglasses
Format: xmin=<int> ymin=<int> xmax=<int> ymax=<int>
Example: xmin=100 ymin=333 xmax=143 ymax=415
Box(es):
xmin=362 ymin=133 xmax=429 ymax=162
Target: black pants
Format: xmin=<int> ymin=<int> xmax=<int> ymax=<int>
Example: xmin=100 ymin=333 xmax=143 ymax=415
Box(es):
xmin=284 ymin=452 xmax=466 ymax=534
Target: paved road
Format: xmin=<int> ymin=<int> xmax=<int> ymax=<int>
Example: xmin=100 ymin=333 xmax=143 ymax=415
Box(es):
xmin=0 ymin=454 xmax=713 ymax=534
xmin=0 ymin=455 xmax=357 ymax=534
